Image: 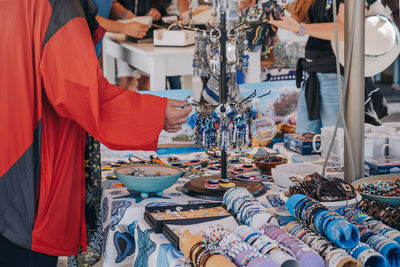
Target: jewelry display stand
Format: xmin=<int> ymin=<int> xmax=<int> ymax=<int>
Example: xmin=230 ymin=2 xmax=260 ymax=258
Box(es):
xmin=182 ymin=5 xmax=267 ymax=201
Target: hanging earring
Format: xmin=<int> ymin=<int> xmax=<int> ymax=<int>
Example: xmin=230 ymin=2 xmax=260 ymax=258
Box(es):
xmin=215 ymin=104 xmax=231 ymax=150
xmin=227 ymin=28 xmax=239 ymax=73
xmin=209 ymin=28 xmax=221 ymax=75
xmin=193 ymin=29 xmax=201 ymax=75
xmin=201 ymin=31 xmax=210 ymax=77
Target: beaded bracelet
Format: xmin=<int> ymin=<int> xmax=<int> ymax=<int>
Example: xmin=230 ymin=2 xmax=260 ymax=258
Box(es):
xmin=223 ymin=188 xmax=277 ymax=229
xmin=240 ymin=252 xmax=259 ymax=266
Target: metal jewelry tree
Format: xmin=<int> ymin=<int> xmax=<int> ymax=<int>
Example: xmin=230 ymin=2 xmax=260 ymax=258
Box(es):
xmin=182 ymin=1 xmax=273 ymax=200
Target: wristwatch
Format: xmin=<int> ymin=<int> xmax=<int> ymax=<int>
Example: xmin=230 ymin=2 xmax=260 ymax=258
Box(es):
xmin=297 ymin=22 xmax=306 ymax=36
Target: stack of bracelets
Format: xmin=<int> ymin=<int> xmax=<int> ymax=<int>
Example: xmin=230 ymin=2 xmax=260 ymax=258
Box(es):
xmin=286 ymin=194 xmax=360 ymax=249
xmin=234 ymin=225 xmax=301 ymax=267
xmin=357 ymin=198 xmax=400 ymax=230
xmin=283 ymin=221 xmax=388 ymax=267
xmin=204 ymin=226 xmax=277 ymax=267
xmin=261 ymin=224 xmax=325 ymax=267
xmin=358 ymin=179 xmax=400 ymax=197
xmin=188 ymin=239 xmax=225 ymax=267
xmin=341 ymin=208 xmax=400 ymax=243
xmin=341 ymin=208 xmax=400 ymax=266
xmin=287 ymin=173 xmax=356 ymax=202
xmin=353 ymin=224 xmax=400 ymax=267
xmin=223 ymin=188 xmax=279 ymax=229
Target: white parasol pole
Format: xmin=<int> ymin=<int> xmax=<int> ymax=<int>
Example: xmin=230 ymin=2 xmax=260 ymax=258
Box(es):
xmin=344 ymin=0 xmax=365 ymax=182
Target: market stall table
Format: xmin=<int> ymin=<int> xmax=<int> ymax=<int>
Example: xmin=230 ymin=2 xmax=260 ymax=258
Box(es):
xmin=102 ymin=33 xmax=194 ymax=90
xmin=96 ymin=147 xmax=343 ymax=266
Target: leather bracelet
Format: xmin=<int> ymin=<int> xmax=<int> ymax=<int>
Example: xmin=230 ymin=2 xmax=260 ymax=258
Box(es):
xmin=201 ymin=252 xmax=219 ymax=267
xmin=190 ymin=241 xmax=205 ymax=263
xmin=198 ymin=249 xmax=211 ymax=267
xmin=194 ymin=247 xmax=208 ymax=267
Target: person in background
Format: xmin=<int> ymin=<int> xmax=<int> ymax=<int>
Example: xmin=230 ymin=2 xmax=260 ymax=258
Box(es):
xmin=0 ymin=1 xmax=191 ymax=267
xmin=262 ymin=0 xmax=387 ymax=132
xmin=116 ymin=0 xmax=172 ymax=90
xmin=167 ymin=0 xmax=190 ymax=18
xmin=93 ymin=0 xmax=149 ymax=59
xmin=165 ymin=0 xmax=191 ymax=89
xmin=381 ymin=0 xmax=400 ymax=90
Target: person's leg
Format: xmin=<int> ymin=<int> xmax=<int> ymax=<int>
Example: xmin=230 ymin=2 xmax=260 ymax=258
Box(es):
xmin=116 ymin=59 xmax=137 ymax=90
xmin=118 ymin=76 xmax=137 ymax=90
xmin=317 ymin=73 xmax=344 ymax=128
xmin=392 ymin=57 xmax=400 ymax=90
xmin=166 ymin=76 xmax=182 ymax=90
xmin=137 ymin=75 xmax=150 ymax=91
xmin=0 ymin=234 xmax=58 ymax=267
xmin=295 ymin=81 xmax=322 ymax=133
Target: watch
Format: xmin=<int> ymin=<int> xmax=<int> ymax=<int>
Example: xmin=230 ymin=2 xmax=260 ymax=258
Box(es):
xmin=297 ymin=22 xmax=306 ymax=36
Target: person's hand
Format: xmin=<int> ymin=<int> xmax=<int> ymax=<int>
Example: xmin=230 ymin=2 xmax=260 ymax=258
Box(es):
xmin=146 ymin=8 xmax=162 ymax=21
xmin=122 ymin=21 xmax=149 ymax=38
xmin=163 ymin=99 xmax=192 ymax=133
xmin=239 ymin=0 xmax=256 ymax=10
xmin=267 ymin=15 xmax=301 ymax=34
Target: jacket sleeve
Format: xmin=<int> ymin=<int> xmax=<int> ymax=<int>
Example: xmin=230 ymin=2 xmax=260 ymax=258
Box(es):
xmin=40 ymin=17 xmax=167 ymax=151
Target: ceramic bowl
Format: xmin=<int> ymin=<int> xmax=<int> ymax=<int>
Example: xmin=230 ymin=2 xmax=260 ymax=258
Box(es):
xmin=280 ymin=190 xmax=362 ymax=211
xmin=271 ymin=163 xmax=322 ymax=188
xmin=352 ymin=174 xmax=400 ymax=206
xmin=115 ymin=164 xmax=182 ymax=198
xmin=254 ymin=155 xmax=288 ymax=175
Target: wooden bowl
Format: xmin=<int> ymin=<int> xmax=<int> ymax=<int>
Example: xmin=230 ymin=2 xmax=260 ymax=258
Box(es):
xmin=254 ymin=155 xmax=288 ymax=175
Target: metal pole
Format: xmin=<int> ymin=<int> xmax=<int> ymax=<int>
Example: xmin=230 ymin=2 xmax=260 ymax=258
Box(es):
xmin=220 ymin=11 xmax=228 ymax=180
xmin=344 ymin=0 xmax=365 ymax=182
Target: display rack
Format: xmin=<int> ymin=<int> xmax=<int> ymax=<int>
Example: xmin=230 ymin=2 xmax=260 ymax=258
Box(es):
xmin=182 ymin=4 xmax=269 ymax=200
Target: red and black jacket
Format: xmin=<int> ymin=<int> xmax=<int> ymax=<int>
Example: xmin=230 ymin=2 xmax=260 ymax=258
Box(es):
xmin=0 ymin=0 xmax=166 ymax=256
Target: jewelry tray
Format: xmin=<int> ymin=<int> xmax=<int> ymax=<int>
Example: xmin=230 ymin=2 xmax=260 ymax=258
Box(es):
xmin=163 ymin=215 xmax=240 ymax=250
xmin=144 ymin=202 xmax=232 ymax=234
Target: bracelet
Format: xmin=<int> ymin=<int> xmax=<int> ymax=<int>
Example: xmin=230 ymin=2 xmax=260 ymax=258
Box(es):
xmin=197 ymin=249 xmax=211 ymax=267
xmin=201 ymin=252 xmax=219 ymax=267
xmin=194 ymin=247 xmax=208 ymax=266
xmin=240 ymin=252 xmax=258 ymax=266
xmin=189 ymin=241 xmax=205 ymax=263
xmin=297 ymin=22 xmax=306 ymax=36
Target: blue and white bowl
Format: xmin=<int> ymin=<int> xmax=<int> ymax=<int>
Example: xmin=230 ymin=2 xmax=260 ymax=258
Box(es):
xmin=115 ymin=164 xmax=182 ymax=198
xmin=352 ymin=174 xmax=400 ymax=206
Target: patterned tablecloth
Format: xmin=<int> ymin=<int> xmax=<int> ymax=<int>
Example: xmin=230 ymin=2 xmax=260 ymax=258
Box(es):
xmin=97 ymin=145 xmax=341 ymax=267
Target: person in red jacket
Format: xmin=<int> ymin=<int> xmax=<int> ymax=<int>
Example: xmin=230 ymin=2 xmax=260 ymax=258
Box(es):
xmin=0 ymin=0 xmax=191 ymax=266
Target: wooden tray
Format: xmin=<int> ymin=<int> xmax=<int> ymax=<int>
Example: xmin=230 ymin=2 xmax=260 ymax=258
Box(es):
xmin=182 ymin=175 xmax=266 ymax=201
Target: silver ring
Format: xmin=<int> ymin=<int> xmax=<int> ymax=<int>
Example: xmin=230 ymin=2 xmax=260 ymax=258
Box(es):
xmin=210 ymin=28 xmax=221 ymax=43
xmin=228 ymin=28 xmax=239 ymax=40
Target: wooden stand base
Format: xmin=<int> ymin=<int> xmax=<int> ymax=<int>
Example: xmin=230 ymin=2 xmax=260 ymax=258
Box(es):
xmin=182 ymin=176 xmax=266 ymax=201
